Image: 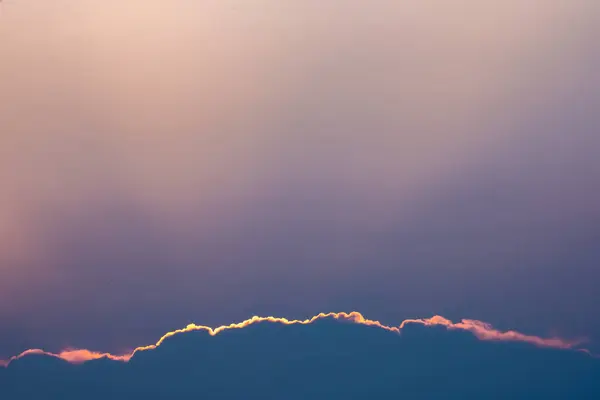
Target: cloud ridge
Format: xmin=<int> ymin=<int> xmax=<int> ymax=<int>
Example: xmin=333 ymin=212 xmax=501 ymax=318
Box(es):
xmin=0 ymin=311 xmax=589 ymax=367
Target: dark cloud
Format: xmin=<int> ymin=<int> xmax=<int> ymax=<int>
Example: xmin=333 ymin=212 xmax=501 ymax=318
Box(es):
xmin=2 ymin=316 xmax=599 ymax=399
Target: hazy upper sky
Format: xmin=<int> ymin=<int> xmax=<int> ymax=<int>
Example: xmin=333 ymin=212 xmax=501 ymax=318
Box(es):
xmin=0 ymin=0 xmax=599 ymax=357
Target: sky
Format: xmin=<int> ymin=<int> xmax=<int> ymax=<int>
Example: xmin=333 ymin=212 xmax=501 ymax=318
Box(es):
xmin=0 ymin=0 xmax=599 ymax=360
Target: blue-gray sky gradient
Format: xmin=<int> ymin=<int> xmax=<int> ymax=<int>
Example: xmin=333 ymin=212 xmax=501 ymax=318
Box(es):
xmin=0 ymin=0 xmax=599 ymax=357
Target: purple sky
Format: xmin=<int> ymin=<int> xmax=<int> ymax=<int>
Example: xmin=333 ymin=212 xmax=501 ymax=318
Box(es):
xmin=0 ymin=0 xmax=599 ymax=358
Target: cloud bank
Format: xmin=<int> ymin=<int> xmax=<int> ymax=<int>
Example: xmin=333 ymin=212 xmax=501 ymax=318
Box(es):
xmin=1 ymin=312 xmax=599 ymax=399
xmin=0 ymin=312 xmax=589 ymax=368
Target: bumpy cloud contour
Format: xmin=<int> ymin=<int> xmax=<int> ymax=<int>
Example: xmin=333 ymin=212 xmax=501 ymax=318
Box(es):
xmin=1 ymin=311 xmax=590 ymax=367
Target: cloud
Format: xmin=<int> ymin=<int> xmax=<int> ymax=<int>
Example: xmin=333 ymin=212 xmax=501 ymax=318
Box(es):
xmin=1 ymin=311 xmax=590 ymax=368
xmin=1 ymin=312 xmax=599 ymax=399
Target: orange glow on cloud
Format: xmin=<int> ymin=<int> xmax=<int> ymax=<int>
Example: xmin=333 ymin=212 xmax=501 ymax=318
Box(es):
xmin=0 ymin=312 xmax=590 ymax=368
